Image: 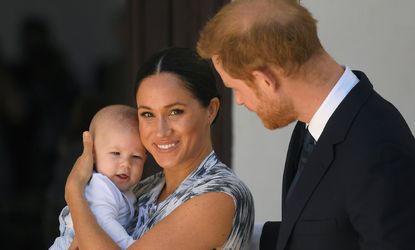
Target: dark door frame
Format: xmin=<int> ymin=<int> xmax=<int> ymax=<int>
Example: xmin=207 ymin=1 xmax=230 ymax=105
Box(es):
xmin=127 ymin=0 xmax=232 ymax=176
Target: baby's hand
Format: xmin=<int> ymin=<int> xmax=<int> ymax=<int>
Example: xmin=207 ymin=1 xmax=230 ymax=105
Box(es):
xmin=65 ymin=131 xmax=94 ymax=202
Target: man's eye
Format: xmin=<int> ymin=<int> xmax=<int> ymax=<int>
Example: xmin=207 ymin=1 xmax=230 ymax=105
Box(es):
xmin=111 ymin=152 xmax=120 ymax=156
xmin=170 ymin=109 xmax=184 ymax=116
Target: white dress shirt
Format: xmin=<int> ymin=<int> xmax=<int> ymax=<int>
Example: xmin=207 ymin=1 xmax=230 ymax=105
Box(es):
xmin=308 ymin=66 xmax=360 ymax=141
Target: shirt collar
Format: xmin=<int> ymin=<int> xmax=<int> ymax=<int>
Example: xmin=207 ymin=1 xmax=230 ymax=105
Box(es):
xmin=308 ymin=66 xmax=359 ymax=141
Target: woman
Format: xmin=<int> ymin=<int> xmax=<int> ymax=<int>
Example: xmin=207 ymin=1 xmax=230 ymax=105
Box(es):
xmin=65 ymin=47 xmax=254 ymax=249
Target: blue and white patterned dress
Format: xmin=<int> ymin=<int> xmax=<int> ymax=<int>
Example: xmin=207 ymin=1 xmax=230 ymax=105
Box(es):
xmin=128 ymin=151 xmax=254 ymax=249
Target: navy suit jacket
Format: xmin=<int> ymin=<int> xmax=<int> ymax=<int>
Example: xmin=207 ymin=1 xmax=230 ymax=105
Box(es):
xmin=260 ymin=71 xmax=415 ymax=250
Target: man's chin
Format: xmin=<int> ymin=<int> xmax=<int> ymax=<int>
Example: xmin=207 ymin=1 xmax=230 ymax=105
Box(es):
xmin=261 ymin=117 xmax=294 ymax=130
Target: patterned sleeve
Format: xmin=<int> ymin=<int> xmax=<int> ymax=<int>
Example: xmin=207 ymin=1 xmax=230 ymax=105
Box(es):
xmin=190 ymin=167 xmax=255 ymax=250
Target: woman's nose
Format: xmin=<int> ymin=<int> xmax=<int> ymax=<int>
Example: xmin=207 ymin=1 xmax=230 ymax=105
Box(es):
xmin=156 ymin=118 xmax=172 ymax=138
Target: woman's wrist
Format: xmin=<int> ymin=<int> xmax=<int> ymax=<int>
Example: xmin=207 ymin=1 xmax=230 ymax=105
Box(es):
xmin=65 ymin=177 xmax=86 ymax=205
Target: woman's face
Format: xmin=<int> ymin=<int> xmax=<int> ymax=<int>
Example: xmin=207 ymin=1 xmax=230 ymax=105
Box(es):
xmin=136 ymin=73 xmax=217 ymax=171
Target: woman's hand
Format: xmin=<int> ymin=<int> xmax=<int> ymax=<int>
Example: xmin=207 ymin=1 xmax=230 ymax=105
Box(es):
xmin=65 ymin=131 xmax=94 ymax=203
xmin=68 ymin=235 xmax=78 ymax=250
xmin=63 ymin=131 xmax=120 ymax=250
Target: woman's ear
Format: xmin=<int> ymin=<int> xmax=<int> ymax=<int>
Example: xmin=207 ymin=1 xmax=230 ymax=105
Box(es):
xmin=208 ymin=97 xmax=220 ymax=125
xmin=252 ymin=68 xmax=279 ymax=92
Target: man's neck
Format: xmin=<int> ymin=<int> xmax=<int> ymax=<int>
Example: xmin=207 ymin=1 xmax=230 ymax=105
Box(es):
xmin=289 ymin=53 xmax=344 ymax=123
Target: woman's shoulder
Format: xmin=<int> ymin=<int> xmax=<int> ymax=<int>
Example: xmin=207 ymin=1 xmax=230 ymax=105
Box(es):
xmin=191 ymin=159 xmax=253 ymax=201
xmin=192 ymin=157 xmax=255 ymax=249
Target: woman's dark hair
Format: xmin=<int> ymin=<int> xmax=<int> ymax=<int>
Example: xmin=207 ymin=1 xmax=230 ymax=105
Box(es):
xmin=134 ymin=47 xmax=220 ymax=110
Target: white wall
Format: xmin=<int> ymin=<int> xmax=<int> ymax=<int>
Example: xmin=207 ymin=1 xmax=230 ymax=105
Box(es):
xmin=233 ymin=0 xmax=415 ymax=225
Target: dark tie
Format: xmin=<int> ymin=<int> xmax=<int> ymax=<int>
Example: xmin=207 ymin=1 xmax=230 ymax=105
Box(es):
xmin=286 ymin=128 xmax=316 ymax=200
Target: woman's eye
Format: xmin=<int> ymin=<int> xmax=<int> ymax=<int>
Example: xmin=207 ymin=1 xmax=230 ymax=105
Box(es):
xmin=170 ymin=109 xmax=184 ymax=116
xmin=140 ymin=112 xmax=153 ymax=118
xmin=111 ymin=152 xmax=120 ymax=156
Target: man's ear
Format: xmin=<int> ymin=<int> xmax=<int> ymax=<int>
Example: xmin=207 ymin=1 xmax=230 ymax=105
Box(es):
xmin=252 ymin=68 xmax=279 ymax=91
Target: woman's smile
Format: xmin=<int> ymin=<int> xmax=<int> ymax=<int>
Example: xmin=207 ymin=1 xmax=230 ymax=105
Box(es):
xmin=155 ymin=142 xmax=178 ymax=151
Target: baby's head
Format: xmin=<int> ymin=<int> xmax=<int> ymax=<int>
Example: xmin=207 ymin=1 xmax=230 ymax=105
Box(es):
xmin=89 ymin=104 xmax=146 ymax=192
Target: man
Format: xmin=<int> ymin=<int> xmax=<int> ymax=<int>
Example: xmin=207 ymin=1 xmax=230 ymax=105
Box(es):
xmin=197 ymin=0 xmax=415 ymax=249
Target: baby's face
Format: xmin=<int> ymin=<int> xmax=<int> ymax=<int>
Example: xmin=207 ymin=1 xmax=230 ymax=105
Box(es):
xmin=93 ymin=123 xmax=146 ymax=192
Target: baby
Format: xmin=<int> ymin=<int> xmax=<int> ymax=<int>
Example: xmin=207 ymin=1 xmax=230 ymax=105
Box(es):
xmin=49 ymin=104 xmax=146 ymax=250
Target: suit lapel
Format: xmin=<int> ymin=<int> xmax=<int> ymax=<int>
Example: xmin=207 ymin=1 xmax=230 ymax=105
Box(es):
xmin=281 ymin=122 xmax=306 ymax=211
xmin=277 ymin=71 xmax=374 ymax=250
xmin=277 ymin=134 xmax=335 ymax=250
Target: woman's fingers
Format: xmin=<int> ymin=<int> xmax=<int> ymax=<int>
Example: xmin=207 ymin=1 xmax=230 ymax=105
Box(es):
xmin=66 ymin=131 xmax=94 ymax=199
xmin=74 ymin=131 xmax=94 ymax=181
xmin=81 ymin=131 xmax=93 ymax=166
xmin=68 ymin=235 xmax=79 ymax=250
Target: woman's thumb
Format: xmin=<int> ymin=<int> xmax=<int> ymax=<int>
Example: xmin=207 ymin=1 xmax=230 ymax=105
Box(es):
xmin=82 ymin=131 xmax=93 ymax=156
